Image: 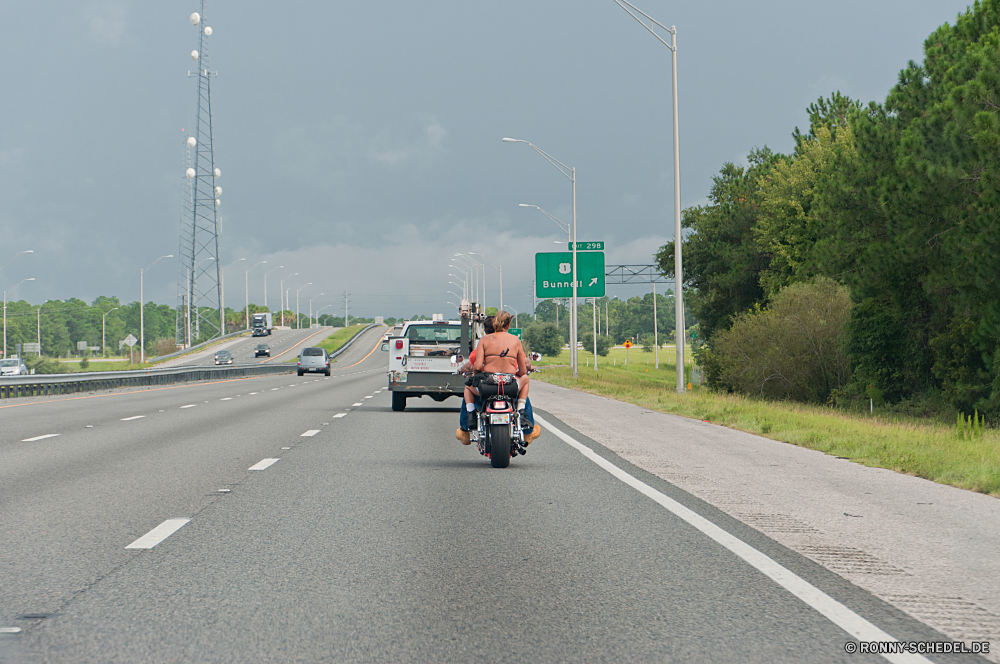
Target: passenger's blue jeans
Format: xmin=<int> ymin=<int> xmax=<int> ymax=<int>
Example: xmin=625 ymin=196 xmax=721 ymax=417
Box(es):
xmin=460 ymin=396 xmax=533 ymax=431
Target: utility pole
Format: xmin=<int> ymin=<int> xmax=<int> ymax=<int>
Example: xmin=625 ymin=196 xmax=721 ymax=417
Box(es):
xmin=343 ymin=290 xmax=351 ymax=327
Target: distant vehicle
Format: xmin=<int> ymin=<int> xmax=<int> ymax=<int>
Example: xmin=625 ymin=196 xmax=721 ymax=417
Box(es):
xmin=214 ymin=350 xmax=234 ymax=365
xmin=0 ymin=357 xmax=29 ymax=376
xmin=254 ymin=344 xmax=270 ymax=358
xmin=298 ymin=347 xmax=330 ymax=376
xmin=381 ymin=322 xmax=404 ymax=343
xmin=251 ymin=312 xmax=273 ymax=337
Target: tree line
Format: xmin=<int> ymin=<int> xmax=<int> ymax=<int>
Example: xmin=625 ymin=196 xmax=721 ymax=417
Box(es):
xmin=1 ymin=297 xmax=377 ymax=359
xmin=654 ymin=2 xmax=1000 ymax=420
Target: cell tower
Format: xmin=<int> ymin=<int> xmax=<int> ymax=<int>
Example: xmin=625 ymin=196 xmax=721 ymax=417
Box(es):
xmin=176 ymin=2 xmax=223 ymax=345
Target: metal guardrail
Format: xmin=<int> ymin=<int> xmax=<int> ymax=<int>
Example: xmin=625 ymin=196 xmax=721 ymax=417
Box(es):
xmin=148 ymin=328 xmax=250 ymax=363
xmin=329 ymin=323 xmax=378 ymax=359
xmin=0 ymin=363 xmax=294 ymax=400
xmin=0 ymin=324 xmax=381 ymax=400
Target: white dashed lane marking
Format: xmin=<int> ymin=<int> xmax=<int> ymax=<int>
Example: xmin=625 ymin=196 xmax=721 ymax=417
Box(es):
xmin=301 ymin=430 xmax=321 ymax=437
xmin=248 ymin=458 xmax=280 ymax=471
xmin=22 ymin=434 xmax=60 ymax=442
xmin=180 ymin=404 xmax=197 ymax=409
xmin=352 ymin=403 xmax=363 ymax=407
xmin=364 ymin=396 xmax=372 ymax=399
xmin=333 ymin=413 xmax=346 ymax=418
xmin=120 ymin=416 xmax=145 ymax=421
xmin=220 ymin=397 xmax=233 ymax=401
xmin=125 ymin=518 xmax=191 ymax=549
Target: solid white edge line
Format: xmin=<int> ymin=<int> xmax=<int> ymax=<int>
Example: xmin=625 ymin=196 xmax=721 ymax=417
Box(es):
xmin=535 ymin=414 xmax=931 ymax=664
xmin=120 ymin=415 xmax=145 ymax=421
xmin=248 ymin=458 xmax=280 ymax=471
xmin=301 ymin=430 xmax=321 ymax=437
xmin=125 ymin=518 xmax=191 ymax=549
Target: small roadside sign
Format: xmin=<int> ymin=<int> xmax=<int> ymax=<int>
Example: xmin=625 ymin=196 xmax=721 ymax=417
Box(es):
xmin=23 ymin=342 xmax=40 ymax=354
xmin=509 ymin=328 xmax=522 ymax=339
xmin=77 ymin=341 xmax=88 ymax=351
xmin=123 ymin=334 xmax=138 ymax=348
xmin=623 ymin=340 xmax=632 ymax=349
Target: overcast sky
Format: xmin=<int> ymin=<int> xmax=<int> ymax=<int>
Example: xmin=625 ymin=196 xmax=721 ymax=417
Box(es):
xmin=0 ymin=0 xmax=973 ymax=319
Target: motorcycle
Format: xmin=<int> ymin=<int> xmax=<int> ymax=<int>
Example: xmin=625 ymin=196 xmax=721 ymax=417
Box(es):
xmin=470 ymin=373 xmax=527 ymax=468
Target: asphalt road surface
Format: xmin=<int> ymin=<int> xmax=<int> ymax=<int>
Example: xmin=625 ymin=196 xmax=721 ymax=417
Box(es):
xmin=158 ymin=326 xmax=342 ymax=368
xmin=0 ymin=325 xmax=987 ymax=663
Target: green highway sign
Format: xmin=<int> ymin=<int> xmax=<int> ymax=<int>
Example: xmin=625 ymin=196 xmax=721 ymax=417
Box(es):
xmin=569 ymin=241 xmax=604 ymax=251
xmin=509 ymin=328 xmax=522 ymax=339
xmin=535 ymin=251 xmax=606 ymax=298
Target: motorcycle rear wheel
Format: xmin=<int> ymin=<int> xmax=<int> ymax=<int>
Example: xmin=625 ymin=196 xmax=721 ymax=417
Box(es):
xmin=488 ymin=423 xmax=511 ymax=468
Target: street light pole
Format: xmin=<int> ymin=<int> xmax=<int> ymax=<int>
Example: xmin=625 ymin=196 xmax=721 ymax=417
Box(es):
xmin=103 ymin=307 xmax=119 ymax=358
xmin=449 ymin=274 xmax=467 ymax=301
xmin=455 ymin=254 xmax=483 ymax=309
xmin=296 ymin=283 xmax=312 ymax=330
xmin=504 ymin=137 xmax=578 ymax=377
xmin=613 ymin=0 xmax=685 ymax=391
xmin=246 ymin=261 xmax=266 ymax=330
xmin=469 ymin=253 xmax=502 ymax=312
xmin=219 ymin=258 xmax=246 ymax=336
xmin=279 ymin=272 xmax=298 ymax=327
xmin=140 ymin=255 xmax=172 ymax=364
xmin=309 ymin=293 xmax=324 ymax=328
xmin=3 ymin=278 xmax=35 ymax=359
xmin=263 ymin=265 xmax=283 ymax=310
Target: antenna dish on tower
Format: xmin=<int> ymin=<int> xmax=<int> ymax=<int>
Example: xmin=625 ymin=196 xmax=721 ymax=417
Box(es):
xmin=215 ymin=186 xmax=222 ymax=196
xmin=191 ymin=50 xmax=199 ymax=61
xmin=204 ymin=26 xmax=212 ymax=36
xmin=186 ymin=168 xmax=196 ymax=179
xmin=187 ymin=137 xmax=197 ymax=148
xmin=214 ymin=168 xmax=221 ymax=178
xmin=190 ymin=12 xmax=200 ymax=25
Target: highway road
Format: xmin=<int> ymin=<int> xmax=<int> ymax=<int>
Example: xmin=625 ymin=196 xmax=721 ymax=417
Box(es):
xmin=158 ymin=326 xmax=344 ymax=368
xmin=0 ymin=324 xmax=987 ymax=663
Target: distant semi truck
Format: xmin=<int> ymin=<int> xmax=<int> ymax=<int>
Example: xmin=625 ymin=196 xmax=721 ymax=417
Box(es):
xmin=251 ymin=312 xmax=273 ymax=336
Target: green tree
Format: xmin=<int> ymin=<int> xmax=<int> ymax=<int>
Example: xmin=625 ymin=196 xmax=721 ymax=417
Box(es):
xmin=524 ymin=322 xmax=564 ymax=357
xmin=656 ymin=148 xmax=784 ymax=341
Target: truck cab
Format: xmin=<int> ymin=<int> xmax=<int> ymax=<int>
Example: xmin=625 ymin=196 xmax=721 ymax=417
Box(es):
xmin=385 ymin=307 xmax=483 ymax=411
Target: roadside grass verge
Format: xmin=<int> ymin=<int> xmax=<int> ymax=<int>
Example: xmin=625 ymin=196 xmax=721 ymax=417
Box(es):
xmin=317 ymin=324 xmax=369 ymax=359
xmin=535 ymin=349 xmax=1000 ymax=497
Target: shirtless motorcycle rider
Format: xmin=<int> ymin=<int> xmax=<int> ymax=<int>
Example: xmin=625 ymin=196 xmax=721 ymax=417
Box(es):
xmin=456 ymin=311 xmax=541 ymax=446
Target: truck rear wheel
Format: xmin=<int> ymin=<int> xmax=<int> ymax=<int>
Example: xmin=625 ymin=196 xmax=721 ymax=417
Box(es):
xmin=391 ymin=392 xmax=406 ymax=411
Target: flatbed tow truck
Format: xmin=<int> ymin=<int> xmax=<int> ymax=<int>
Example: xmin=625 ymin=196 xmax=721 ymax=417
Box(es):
xmin=383 ymin=303 xmax=483 ymax=412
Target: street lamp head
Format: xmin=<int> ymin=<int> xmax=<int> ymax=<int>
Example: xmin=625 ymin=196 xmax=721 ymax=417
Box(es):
xmin=518 ymin=204 xmax=533 ymax=208
xmin=24 ymin=250 xmax=33 ymax=254
xmin=501 ymin=137 xmax=520 ymax=143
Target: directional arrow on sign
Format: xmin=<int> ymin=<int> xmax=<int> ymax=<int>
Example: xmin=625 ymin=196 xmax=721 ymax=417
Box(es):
xmin=589 ymin=277 xmax=598 ymax=286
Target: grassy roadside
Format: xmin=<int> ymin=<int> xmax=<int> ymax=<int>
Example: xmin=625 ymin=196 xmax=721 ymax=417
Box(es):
xmin=535 ymin=347 xmax=1000 ymax=497
xmin=317 ymin=324 xmax=370 ymax=359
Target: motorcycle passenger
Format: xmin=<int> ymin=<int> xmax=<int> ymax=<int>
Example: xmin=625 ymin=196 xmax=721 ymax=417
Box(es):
xmin=456 ymin=314 xmax=540 ymax=446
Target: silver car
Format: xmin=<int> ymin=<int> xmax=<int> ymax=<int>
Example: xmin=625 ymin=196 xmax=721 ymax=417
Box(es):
xmin=298 ymin=347 xmax=330 ymax=376
xmin=0 ymin=358 xmax=29 ymax=376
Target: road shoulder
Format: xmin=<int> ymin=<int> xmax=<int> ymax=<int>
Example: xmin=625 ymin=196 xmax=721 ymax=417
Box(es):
xmin=532 ymin=380 xmax=1000 ymax=660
